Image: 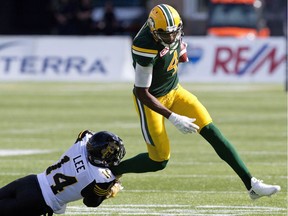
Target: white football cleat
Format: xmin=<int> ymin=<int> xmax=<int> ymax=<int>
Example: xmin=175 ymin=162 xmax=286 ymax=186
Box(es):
xmin=248 ymin=177 xmax=281 ymax=200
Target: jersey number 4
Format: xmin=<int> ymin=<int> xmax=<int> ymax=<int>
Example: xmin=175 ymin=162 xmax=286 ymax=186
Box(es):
xmin=51 ymin=173 xmax=77 ymax=195
xmin=167 ymin=51 xmax=178 ymax=75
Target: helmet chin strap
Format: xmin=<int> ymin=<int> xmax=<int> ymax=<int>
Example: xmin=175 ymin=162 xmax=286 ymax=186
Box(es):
xmin=88 ymin=155 xmax=107 ymax=167
xmin=160 ymin=40 xmax=178 ymax=49
xmin=159 ymin=32 xmax=182 ymax=49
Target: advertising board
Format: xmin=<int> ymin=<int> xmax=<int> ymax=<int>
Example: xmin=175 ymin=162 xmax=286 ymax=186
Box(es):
xmin=0 ymin=36 xmax=134 ymax=81
xmin=179 ymin=37 xmax=285 ymax=83
xmin=0 ymin=36 xmax=285 ymax=83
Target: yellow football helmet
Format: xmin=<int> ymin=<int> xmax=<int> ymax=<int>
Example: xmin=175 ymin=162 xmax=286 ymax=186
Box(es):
xmin=148 ymin=4 xmax=183 ymax=45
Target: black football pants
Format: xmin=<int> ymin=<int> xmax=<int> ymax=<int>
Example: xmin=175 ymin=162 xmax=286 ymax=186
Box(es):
xmin=0 ymin=174 xmax=53 ymax=216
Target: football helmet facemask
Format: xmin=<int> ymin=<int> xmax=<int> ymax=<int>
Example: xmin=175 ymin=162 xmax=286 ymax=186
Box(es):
xmin=148 ymin=4 xmax=183 ymax=46
xmin=87 ymin=131 xmax=126 ymax=168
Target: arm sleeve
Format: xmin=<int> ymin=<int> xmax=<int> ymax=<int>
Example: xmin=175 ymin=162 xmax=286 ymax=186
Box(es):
xmin=134 ymin=63 xmax=153 ymax=88
xmin=81 ymin=181 xmax=115 ymax=207
xmin=83 ymin=196 xmax=104 ymax=207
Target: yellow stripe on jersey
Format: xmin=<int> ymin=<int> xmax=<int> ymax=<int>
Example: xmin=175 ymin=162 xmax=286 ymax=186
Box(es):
xmin=132 ymin=45 xmax=158 ymax=58
xmin=93 ymin=185 xmax=110 ymax=196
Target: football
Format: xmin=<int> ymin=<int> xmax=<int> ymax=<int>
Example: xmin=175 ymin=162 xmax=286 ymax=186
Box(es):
xmin=179 ymin=42 xmax=189 ymax=63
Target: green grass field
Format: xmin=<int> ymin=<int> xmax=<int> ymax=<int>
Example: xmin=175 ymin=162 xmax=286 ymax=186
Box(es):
xmin=0 ymin=82 xmax=286 ymax=215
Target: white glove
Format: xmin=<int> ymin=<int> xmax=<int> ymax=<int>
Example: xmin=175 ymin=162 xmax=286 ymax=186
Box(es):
xmin=168 ymin=112 xmax=199 ymax=134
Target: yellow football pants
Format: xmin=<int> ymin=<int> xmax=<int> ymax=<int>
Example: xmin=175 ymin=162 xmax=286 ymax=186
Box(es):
xmin=133 ymin=84 xmax=212 ymax=162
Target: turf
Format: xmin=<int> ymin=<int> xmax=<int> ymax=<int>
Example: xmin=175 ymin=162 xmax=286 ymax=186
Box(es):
xmin=0 ymin=82 xmax=286 ymax=215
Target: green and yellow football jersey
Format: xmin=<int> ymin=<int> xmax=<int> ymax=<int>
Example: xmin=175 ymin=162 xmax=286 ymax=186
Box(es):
xmin=132 ymin=23 xmax=182 ymax=97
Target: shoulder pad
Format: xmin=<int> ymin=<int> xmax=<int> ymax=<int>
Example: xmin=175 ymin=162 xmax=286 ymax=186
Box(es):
xmin=133 ymin=25 xmax=159 ymax=59
xmin=74 ymin=130 xmax=94 ymax=143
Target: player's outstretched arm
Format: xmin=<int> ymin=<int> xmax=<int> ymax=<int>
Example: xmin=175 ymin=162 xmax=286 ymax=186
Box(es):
xmin=135 ymin=87 xmax=199 ymax=134
xmin=135 ymin=87 xmax=172 ymax=118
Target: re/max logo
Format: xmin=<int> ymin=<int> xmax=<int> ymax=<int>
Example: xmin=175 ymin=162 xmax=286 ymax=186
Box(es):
xmin=213 ymin=44 xmax=285 ymax=75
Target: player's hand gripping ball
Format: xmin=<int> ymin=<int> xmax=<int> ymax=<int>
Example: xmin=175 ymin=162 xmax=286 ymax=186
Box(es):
xmin=179 ymin=42 xmax=189 ymax=63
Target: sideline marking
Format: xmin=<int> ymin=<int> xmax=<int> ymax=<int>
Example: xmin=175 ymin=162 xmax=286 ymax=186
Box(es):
xmin=0 ymin=149 xmax=52 ymax=156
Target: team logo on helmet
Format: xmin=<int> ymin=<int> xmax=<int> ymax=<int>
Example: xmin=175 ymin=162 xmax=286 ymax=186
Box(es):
xmin=87 ymin=131 xmax=126 ymax=168
xmin=147 ymin=17 xmax=155 ymax=30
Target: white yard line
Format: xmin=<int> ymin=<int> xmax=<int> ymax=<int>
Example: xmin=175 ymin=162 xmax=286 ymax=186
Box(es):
xmin=66 ymin=204 xmax=287 ymax=215
xmin=171 ymin=161 xmax=287 ymax=166
xmin=0 ymin=171 xmax=286 ymax=180
xmin=0 ymin=149 xmax=53 ymax=156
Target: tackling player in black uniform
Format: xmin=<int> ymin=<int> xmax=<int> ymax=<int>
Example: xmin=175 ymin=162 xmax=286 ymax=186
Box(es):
xmin=0 ymin=130 xmax=126 ymax=216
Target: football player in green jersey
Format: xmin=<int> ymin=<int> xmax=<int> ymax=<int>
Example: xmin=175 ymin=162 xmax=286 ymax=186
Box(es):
xmin=110 ymin=4 xmax=280 ymax=199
